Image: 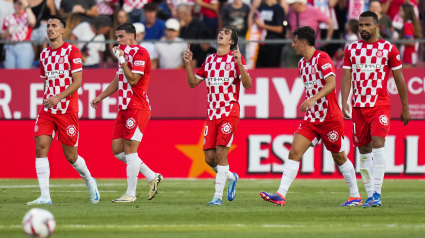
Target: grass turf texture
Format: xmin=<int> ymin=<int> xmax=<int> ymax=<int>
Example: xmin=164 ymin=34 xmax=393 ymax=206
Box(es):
xmin=0 ymin=179 xmax=424 ymax=238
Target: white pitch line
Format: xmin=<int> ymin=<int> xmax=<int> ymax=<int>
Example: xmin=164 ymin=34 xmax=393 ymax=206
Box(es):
xmin=0 ymin=183 xmax=125 ymax=188
xmin=25 ymin=190 xmax=118 ymax=193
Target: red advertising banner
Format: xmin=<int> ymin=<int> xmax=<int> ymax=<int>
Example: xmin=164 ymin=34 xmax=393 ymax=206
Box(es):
xmin=0 ymin=69 xmax=425 ymax=119
xmin=1 ymin=119 xmax=424 ymax=179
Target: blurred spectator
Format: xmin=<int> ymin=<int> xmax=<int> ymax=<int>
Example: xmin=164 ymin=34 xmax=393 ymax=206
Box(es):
xmin=59 ymin=0 xmax=99 ymax=22
xmin=167 ymin=0 xmax=194 ymax=17
xmin=384 ymin=0 xmax=419 ymax=33
xmin=155 ymin=18 xmax=187 ymax=69
xmin=255 ymin=0 xmax=285 ymax=68
xmin=1 ymin=0 xmax=36 ymax=69
xmin=220 ymin=0 xmax=250 ymax=38
xmin=134 ymin=22 xmax=158 ymax=69
xmin=153 ymin=0 xmax=172 ymax=20
xmin=248 ymin=0 xmax=289 ymax=30
xmin=369 ymin=0 xmax=393 ymax=40
xmin=0 ymin=0 xmax=15 ymax=64
xmin=29 ymin=0 xmax=56 ymax=63
xmin=108 ymin=9 xmax=129 ymax=56
xmin=96 ymin=0 xmax=119 ymax=20
xmin=399 ymin=3 xmax=422 ymax=68
xmin=70 ymin=15 xmax=111 ymax=68
xmin=284 ymin=0 xmax=333 ymax=67
xmin=143 ymin=3 xmax=165 ymax=40
xmin=178 ymin=4 xmax=209 ymax=39
xmin=63 ymin=13 xmax=82 ymax=39
xmin=196 ymin=0 xmax=219 ymax=38
xmin=123 ymin=0 xmax=150 ymax=23
xmin=190 ymin=31 xmax=216 ymax=68
xmin=345 ymin=18 xmax=359 ymax=43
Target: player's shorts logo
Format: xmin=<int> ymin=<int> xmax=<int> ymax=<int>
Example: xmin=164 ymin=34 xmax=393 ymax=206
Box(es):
xmin=225 ymin=63 xmax=231 ymax=71
xmin=34 ymin=125 xmax=39 ymax=133
xmin=221 ymin=122 xmax=232 ymax=135
xmin=66 ymin=125 xmax=77 ymax=137
xmin=126 ymin=118 xmax=136 ymax=129
xmin=354 ymin=135 xmax=358 ymax=143
xmin=379 ymin=115 xmax=389 ymax=126
xmin=376 ymin=50 xmax=384 ymax=58
xmin=327 ymin=130 xmax=339 ymax=142
xmin=58 ymin=57 xmax=64 ymax=64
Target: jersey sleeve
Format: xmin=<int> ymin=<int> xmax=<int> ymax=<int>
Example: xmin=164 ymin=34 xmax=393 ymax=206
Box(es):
xmin=132 ymin=50 xmax=148 ymax=75
xmin=235 ymin=55 xmax=249 ymax=78
xmin=318 ymin=54 xmax=336 ymax=79
xmin=388 ymin=44 xmax=402 ymax=70
xmin=195 ymin=59 xmax=207 ymax=80
xmin=343 ymin=45 xmax=352 ymax=69
xmin=404 ymin=22 xmax=414 ymax=39
xmin=69 ymin=48 xmax=83 ymax=73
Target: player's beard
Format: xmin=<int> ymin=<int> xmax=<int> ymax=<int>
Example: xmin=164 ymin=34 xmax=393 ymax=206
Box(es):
xmin=360 ymin=31 xmax=372 ymax=40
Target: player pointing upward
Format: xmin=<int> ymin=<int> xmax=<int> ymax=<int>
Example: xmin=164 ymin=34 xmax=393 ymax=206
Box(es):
xmin=341 ymin=11 xmax=411 ymax=207
xmin=184 ymin=26 xmax=252 ymax=205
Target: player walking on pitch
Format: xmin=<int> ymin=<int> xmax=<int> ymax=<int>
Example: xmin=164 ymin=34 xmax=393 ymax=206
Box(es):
xmin=183 ymin=26 xmax=252 ymax=205
xmin=260 ymin=26 xmax=362 ymax=206
xmin=28 ymin=15 xmax=100 ymax=205
xmin=90 ymin=23 xmax=162 ymax=202
xmin=341 ymin=11 xmax=411 ymax=207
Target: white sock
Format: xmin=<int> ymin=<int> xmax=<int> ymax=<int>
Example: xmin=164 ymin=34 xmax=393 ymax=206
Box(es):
xmin=373 ymin=147 xmax=386 ymax=194
xmin=211 ymin=165 xmax=235 ymax=182
xmin=139 ymin=159 xmax=155 ymax=181
xmin=72 ymin=156 xmax=94 ymax=186
xmin=277 ymin=160 xmax=300 ymax=197
xmin=338 ymin=159 xmax=360 ymax=198
xmin=125 ymin=153 xmax=140 ymax=197
xmin=213 ymin=165 xmax=229 ymax=199
xmin=36 ymin=157 xmax=50 ymax=199
xmin=359 ymin=152 xmax=374 ymax=198
xmin=114 ymin=152 xmax=126 ymax=163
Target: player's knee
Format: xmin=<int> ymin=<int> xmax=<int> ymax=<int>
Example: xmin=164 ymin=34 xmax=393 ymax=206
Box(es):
xmin=35 ymin=143 xmax=48 ymax=153
xmin=372 ymin=139 xmax=385 ymax=148
xmin=288 ymin=149 xmax=302 ymax=161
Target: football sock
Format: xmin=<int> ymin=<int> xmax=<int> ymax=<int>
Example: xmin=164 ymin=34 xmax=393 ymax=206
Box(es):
xmin=213 ymin=165 xmax=229 ymax=199
xmin=139 ymin=158 xmax=156 ymax=181
xmin=210 ymin=166 xmax=235 ymax=182
xmin=277 ymin=159 xmax=300 ymax=197
xmin=338 ymin=159 xmax=360 ymax=198
xmin=72 ymin=156 xmax=94 ymax=186
xmin=36 ymin=157 xmax=50 ymax=199
xmin=373 ymin=147 xmax=386 ymax=194
xmin=125 ymin=153 xmax=140 ymax=197
xmin=359 ymin=152 xmax=374 ymax=198
xmin=114 ymin=152 xmax=126 ymax=163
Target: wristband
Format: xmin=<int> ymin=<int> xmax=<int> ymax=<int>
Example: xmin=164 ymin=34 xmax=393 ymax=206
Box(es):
xmin=118 ymin=56 xmax=125 ymax=65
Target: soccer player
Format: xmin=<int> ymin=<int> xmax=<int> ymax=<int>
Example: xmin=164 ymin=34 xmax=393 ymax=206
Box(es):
xmin=260 ymin=26 xmax=361 ymax=206
xmin=341 ymin=11 xmax=411 ymax=207
xmin=183 ymin=26 xmax=252 ymax=205
xmin=90 ymin=23 xmax=162 ymax=203
xmin=28 ymin=15 xmax=100 ymax=205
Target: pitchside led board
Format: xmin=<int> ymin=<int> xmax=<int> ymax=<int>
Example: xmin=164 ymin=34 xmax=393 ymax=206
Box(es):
xmin=0 ymin=69 xmax=424 ymax=179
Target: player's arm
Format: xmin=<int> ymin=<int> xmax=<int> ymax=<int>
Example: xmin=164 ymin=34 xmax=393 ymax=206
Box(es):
xmin=113 ymin=46 xmax=142 ymax=86
xmin=392 ymin=68 xmax=411 ymax=125
xmin=90 ymin=74 xmax=119 ymax=109
xmin=183 ymin=45 xmax=203 ymax=88
xmin=233 ymin=45 xmax=252 ymax=89
xmin=300 ymin=75 xmax=336 ymax=112
xmin=43 ymin=71 xmax=82 ymax=109
xmin=341 ymin=68 xmax=352 ymax=118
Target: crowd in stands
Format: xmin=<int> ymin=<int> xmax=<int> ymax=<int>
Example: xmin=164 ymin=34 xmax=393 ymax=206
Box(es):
xmin=0 ymin=0 xmax=424 ymax=69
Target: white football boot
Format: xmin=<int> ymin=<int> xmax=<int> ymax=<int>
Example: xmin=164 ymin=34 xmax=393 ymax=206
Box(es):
xmin=147 ymin=173 xmax=163 ymax=200
xmin=87 ymin=178 xmax=100 ymax=204
xmin=112 ymin=193 xmax=136 ymax=203
xmin=27 ymin=196 xmax=52 ymax=205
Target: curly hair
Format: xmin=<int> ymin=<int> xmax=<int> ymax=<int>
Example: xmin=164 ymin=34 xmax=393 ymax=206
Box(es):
xmin=293 ymin=26 xmax=316 ymax=46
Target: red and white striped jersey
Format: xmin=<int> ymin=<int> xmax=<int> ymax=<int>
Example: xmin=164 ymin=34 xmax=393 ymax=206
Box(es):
xmin=2 ymin=12 xmax=32 ymax=41
xmin=343 ymin=39 xmax=402 ymax=107
xmin=196 ymin=52 xmax=248 ymax=120
xmin=123 ymin=0 xmax=151 ymax=12
xmin=298 ymin=50 xmax=341 ymax=123
xmin=96 ymin=0 xmax=119 ymax=15
xmin=40 ymin=42 xmax=83 ymax=114
xmin=117 ymin=44 xmax=151 ymax=111
xmin=166 ymin=0 xmax=194 ymax=10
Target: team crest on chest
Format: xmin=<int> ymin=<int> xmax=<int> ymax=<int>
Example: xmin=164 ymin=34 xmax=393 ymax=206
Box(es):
xmin=225 ymin=63 xmax=231 ymax=71
xmin=124 ymin=54 xmax=129 ymax=61
xmin=376 ymin=50 xmax=384 ymax=58
xmin=126 ymin=118 xmax=136 ymax=129
xmin=311 ymin=67 xmax=316 ymax=74
xmin=58 ymin=57 xmax=64 ymax=64
xmin=66 ymin=125 xmax=77 ymax=137
xmin=327 ymin=130 xmax=339 ymax=142
xmin=379 ymin=115 xmax=389 ymax=126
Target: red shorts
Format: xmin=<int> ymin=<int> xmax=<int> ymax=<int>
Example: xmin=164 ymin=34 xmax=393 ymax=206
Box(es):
xmin=113 ymin=109 xmax=150 ymax=142
xmin=203 ymin=116 xmax=239 ymax=150
xmin=295 ymin=118 xmax=345 ymax=153
xmin=34 ymin=109 xmax=79 ymax=147
xmin=352 ymin=106 xmax=390 ymax=147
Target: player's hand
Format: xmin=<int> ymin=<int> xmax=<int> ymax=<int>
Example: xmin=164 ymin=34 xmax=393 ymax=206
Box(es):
xmin=90 ymin=97 xmax=102 ymax=109
xmin=300 ymin=98 xmax=315 ymax=112
xmin=43 ymin=96 xmax=61 ymax=109
xmin=72 ymin=5 xmax=85 ymax=13
xmin=183 ymin=45 xmax=193 ymax=66
xmin=232 ymin=45 xmax=242 ymax=65
xmin=112 ymin=46 xmax=124 ymax=58
xmin=401 ymin=106 xmax=411 ymax=126
xmin=342 ymin=103 xmax=351 ymax=119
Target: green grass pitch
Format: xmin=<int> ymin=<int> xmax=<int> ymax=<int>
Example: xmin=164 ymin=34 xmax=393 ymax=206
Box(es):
xmin=1 ymin=179 xmax=424 ymax=238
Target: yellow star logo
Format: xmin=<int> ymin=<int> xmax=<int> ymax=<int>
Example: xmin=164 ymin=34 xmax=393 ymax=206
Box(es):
xmin=176 ymin=124 xmax=237 ymax=178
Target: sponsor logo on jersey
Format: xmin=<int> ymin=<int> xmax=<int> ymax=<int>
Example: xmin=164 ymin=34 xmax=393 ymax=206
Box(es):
xmin=126 ymin=118 xmax=136 ymax=129
xmin=225 ymin=63 xmax=231 ymax=71
xmin=221 ymin=122 xmax=232 ymax=135
xmin=321 ymin=63 xmax=332 ymax=71
xmin=58 ymin=57 xmax=64 ymax=64
xmin=379 ymin=115 xmax=389 ymax=126
xmin=45 ymin=70 xmax=65 ymax=76
xmin=304 ymin=80 xmax=317 ymax=90
xmin=396 ymin=55 xmax=401 ymax=61
xmin=66 ymin=125 xmax=77 ymax=137
xmin=356 ymin=64 xmax=382 ymax=72
xmin=207 ymin=77 xmax=230 ymax=82
xmin=327 ymin=130 xmax=339 ymax=142
xmin=73 ymin=58 xmax=82 ymax=64
xmin=376 ymin=50 xmax=384 ymax=58
xmin=134 ymin=60 xmax=145 ymax=66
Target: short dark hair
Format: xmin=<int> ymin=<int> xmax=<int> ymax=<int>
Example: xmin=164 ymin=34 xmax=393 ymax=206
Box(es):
xmin=116 ymin=23 xmax=136 ymax=39
xmin=359 ymin=11 xmax=379 ymax=24
xmin=144 ymin=3 xmax=157 ymax=12
xmin=92 ymin=15 xmax=112 ymax=31
xmin=48 ymin=15 xmax=66 ymax=28
xmin=293 ymin=26 xmax=316 ymax=46
xmin=221 ymin=26 xmax=238 ymax=50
